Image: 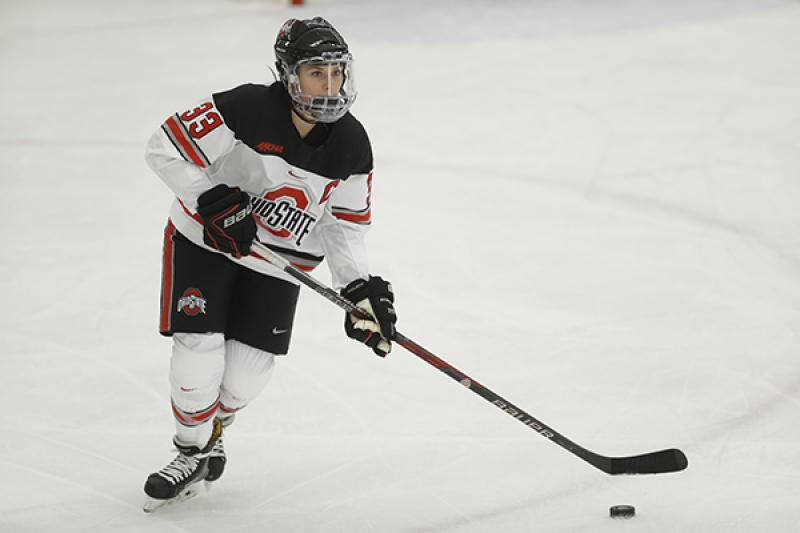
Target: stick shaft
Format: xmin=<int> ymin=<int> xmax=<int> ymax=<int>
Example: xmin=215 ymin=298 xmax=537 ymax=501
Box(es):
xmin=249 ymin=241 xmax=687 ymax=475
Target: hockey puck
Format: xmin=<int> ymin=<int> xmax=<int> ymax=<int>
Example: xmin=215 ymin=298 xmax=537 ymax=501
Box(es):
xmin=609 ymin=505 xmax=635 ymax=519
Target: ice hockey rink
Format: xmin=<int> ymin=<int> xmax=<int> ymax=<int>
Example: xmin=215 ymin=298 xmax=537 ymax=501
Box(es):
xmin=2 ymin=0 xmax=799 ymax=530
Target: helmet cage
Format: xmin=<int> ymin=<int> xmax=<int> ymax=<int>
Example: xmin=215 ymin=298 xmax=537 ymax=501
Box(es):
xmin=283 ymin=53 xmax=357 ymax=123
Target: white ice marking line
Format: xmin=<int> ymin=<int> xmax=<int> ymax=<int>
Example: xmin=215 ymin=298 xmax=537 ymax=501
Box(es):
xmin=0 ymin=459 xmax=188 ymax=533
xmin=252 ymin=455 xmax=371 ymax=510
xmin=728 ymin=367 xmax=800 ymax=412
xmin=280 ymin=361 xmax=407 ymax=478
xmin=0 ymin=330 xmax=164 ymax=403
xmin=10 ymin=428 xmax=142 ymax=475
xmin=426 ymin=489 xmax=473 ymax=529
xmin=309 ymin=444 xmax=500 ymax=518
xmin=407 ymin=477 xmax=611 ymax=533
xmin=281 ymin=362 xmax=371 ymax=434
xmin=403 ymin=158 xmax=800 ymax=273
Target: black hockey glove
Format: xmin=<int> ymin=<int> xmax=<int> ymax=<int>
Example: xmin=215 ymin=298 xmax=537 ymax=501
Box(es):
xmin=196 ymin=184 xmax=256 ymax=259
xmin=341 ymin=276 xmax=397 ymax=357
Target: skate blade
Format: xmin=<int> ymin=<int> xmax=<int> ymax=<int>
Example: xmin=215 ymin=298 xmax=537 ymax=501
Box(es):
xmin=142 ymin=485 xmax=201 ymax=513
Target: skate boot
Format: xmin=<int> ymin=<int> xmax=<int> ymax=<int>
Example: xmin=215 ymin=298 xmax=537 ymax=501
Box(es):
xmin=206 ymin=414 xmax=234 ymax=483
xmin=143 ymin=418 xmax=222 ymax=512
xmin=205 ymin=436 xmax=226 ymax=483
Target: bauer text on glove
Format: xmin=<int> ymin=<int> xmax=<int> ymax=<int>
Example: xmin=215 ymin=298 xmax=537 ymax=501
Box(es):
xmin=196 ymin=184 xmax=256 ymax=258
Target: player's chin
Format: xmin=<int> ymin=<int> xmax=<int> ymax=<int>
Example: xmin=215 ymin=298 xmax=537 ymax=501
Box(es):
xmin=295 ymin=109 xmax=317 ymax=123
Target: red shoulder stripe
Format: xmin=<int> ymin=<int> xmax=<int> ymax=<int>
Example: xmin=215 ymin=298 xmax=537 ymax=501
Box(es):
xmin=165 ymin=115 xmax=207 ymax=168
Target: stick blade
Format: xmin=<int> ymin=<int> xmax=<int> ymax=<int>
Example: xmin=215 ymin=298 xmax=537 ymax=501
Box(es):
xmin=607 ymin=448 xmax=688 ymax=475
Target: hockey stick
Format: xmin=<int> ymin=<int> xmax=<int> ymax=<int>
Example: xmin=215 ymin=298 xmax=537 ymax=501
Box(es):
xmin=250 ymin=241 xmax=688 ymax=475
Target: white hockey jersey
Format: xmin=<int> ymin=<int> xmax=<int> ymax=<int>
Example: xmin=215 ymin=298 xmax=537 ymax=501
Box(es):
xmin=145 ymin=83 xmax=374 ymax=289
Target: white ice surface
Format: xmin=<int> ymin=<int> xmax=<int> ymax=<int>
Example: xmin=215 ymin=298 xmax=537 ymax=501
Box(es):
xmin=1 ymin=0 xmax=800 ymax=531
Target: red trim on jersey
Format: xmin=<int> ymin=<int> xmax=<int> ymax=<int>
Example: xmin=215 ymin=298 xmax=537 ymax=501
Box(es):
xmin=332 ymin=209 xmax=372 ymax=223
xmin=319 ymin=179 xmax=340 ymax=205
xmin=332 ymin=172 xmax=372 ymax=223
xmin=178 ymin=198 xmax=204 ymax=224
xmin=160 ymin=222 xmax=176 ymax=333
xmin=165 ymin=116 xmax=207 ymax=168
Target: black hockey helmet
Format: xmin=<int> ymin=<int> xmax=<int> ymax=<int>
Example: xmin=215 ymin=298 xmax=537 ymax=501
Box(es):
xmin=274 ymin=17 xmax=349 ymax=68
xmin=273 ymin=17 xmax=357 ymax=123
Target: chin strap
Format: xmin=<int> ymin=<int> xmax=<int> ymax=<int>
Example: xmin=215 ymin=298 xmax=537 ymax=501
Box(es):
xmin=290 ymin=106 xmax=317 ymax=125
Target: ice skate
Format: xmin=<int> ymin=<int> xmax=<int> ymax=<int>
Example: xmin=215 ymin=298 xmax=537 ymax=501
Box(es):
xmin=143 ymin=480 xmax=205 ymax=513
xmin=205 ymin=436 xmax=226 ymax=485
xmin=205 ymin=414 xmax=234 ymax=485
xmin=143 ymin=418 xmax=221 ymax=512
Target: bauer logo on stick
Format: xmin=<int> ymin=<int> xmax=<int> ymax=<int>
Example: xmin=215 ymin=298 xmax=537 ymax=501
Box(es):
xmin=177 ymin=288 xmax=207 ymax=316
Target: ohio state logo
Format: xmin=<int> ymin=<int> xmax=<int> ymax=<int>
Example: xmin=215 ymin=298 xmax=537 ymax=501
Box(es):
xmin=250 ymin=185 xmax=317 ymax=246
xmin=177 ymin=288 xmax=207 ymax=316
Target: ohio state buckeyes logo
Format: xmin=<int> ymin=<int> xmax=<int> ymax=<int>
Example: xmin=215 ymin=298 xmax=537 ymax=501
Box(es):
xmin=250 ymin=185 xmax=317 ymax=246
xmin=177 ymin=288 xmax=207 ymax=316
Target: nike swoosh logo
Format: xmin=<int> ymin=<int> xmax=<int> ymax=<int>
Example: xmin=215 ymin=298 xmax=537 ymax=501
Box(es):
xmin=180 ymin=387 xmax=196 ymax=392
xmin=288 ymin=170 xmax=306 ymax=180
xmin=272 ymin=327 xmax=289 ymax=335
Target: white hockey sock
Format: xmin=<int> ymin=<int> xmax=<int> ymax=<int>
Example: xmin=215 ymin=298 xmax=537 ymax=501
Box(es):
xmin=219 ymin=339 xmax=276 ymax=415
xmin=170 ymin=332 xmax=225 ymax=447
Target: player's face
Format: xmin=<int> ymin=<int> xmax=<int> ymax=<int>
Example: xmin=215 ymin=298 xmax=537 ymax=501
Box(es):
xmin=297 ymin=63 xmax=345 ymax=98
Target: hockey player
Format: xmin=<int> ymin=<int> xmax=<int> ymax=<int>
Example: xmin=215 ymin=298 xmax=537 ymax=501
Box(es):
xmin=142 ymin=17 xmax=397 ymax=511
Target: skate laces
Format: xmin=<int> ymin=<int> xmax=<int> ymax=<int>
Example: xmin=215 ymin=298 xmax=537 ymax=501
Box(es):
xmin=158 ymin=453 xmax=201 ymax=483
xmin=209 ymin=437 xmax=225 ymax=458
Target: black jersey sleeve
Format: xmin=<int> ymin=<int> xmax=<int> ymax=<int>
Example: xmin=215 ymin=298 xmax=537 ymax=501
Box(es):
xmin=329 ymin=112 xmax=374 ymax=178
xmin=212 ymin=83 xmax=269 ymax=140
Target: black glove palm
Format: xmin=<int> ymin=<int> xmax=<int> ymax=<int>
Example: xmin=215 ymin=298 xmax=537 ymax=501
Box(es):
xmin=341 ymin=276 xmax=397 ymax=357
xmin=196 ymin=184 xmax=256 ymax=258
